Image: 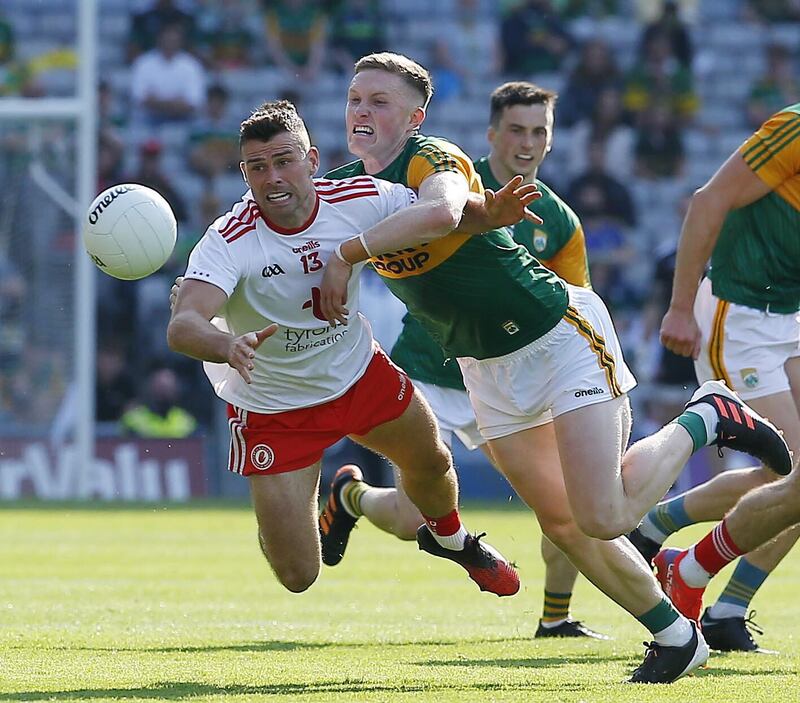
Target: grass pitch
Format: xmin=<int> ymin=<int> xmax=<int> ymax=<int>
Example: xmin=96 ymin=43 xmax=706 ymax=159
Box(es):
xmin=0 ymin=503 xmax=797 ymax=702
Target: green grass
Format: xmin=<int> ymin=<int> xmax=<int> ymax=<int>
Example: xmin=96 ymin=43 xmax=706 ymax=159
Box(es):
xmin=0 ymin=503 xmax=797 ymax=702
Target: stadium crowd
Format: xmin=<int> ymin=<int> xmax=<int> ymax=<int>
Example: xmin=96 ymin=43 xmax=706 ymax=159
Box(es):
xmin=0 ymin=0 xmax=798 ymax=468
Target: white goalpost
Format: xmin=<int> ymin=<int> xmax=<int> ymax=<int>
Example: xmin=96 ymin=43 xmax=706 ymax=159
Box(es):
xmin=0 ymin=0 xmax=97 ymax=495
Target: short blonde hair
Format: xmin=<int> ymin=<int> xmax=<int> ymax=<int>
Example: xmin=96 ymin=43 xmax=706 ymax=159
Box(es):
xmin=354 ymin=52 xmax=433 ymax=108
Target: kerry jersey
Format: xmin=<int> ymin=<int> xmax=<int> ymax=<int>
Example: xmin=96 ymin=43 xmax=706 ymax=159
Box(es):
xmin=710 ymin=103 xmax=800 ymax=312
xmin=185 ymin=177 xmax=415 ymax=412
xmin=390 ymin=156 xmax=591 ymax=390
xmin=325 ymin=134 xmax=569 ymax=361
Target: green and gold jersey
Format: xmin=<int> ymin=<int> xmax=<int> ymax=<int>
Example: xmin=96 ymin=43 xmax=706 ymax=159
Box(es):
xmin=390 ymin=156 xmax=592 ymax=389
xmin=325 ymin=134 xmax=569 ymax=361
xmin=710 ymin=103 xmax=800 ymax=312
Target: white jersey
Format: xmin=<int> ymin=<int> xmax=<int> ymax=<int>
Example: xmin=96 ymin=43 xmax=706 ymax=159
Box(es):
xmin=185 ymin=176 xmax=416 ymax=413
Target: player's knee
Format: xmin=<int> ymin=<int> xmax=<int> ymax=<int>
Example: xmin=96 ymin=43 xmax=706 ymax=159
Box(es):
xmin=541 ymin=519 xmax=584 ymax=557
xmin=275 ymin=562 xmax=320 ymax=593
xmin=574 ymin=511 xmax=634 ymax=541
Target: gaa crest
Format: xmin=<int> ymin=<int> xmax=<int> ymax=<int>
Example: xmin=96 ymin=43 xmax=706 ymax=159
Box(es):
xmin=532 ymin=229 xmax=548 ymax=253
xmin=740 ymin=368 xmax=759 ymax=389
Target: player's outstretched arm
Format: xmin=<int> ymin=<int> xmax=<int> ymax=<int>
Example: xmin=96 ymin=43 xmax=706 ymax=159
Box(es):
xmin=454 ymin=175 xmax=543 ymax=235
xmin=661 ymin=152 xmax=772 ymax=358
xmin=167 ymin=278 xmax=277 ymax=384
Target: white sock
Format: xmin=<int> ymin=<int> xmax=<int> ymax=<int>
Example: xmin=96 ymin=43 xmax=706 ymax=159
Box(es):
xmin=638 ymin=515 xmax=668 ymax=543
xmin=707 ymin=601 xmax=747 ymax=620
xmin=539 ymin=618 xmax=566 ymax=629
xmin=678 ymin=547 xmax=713 ymax=588
xmin=431 ymin=525 xmax=469 ymax=551
xmin=684 ymin=403 xmax=719 ymax=446
xmin=653 ymin=615 xmax=694 ymax=647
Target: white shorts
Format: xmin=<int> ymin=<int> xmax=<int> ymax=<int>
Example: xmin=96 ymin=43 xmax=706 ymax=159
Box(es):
xmin=694 ymin=277 xmax=800 ymax=400
xmin=413 ymin=380 xmax=489 ymax=450
xmin=458 ymin=285 xmax=636 ymax=442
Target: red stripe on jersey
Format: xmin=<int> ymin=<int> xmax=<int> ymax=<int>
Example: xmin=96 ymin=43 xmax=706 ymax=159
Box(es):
xmin=223 ymin=215 xmax=259 ymax=242
xmin=220 ymin=202 xmax=260 ymax=237
xmin=319 ymin=190 xmax=379 ymax=204
xmin=315 ymin=176 xmax=375 ymax=189
xmin=316 ymin=182 xmax=380 ymax=196
xmin=225 ymin=224 xmax=257 ymax=244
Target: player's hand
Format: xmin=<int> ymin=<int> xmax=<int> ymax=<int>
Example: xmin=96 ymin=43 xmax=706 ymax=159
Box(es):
xmin=227 ymin=324 xmax=278 ymax=384
xmin=660 ymin=307 xmax=701 ymax=359
xmin=169 ymin=276 xmax=184 ymax=310
xmin=319 ymin=256 xmax=352 ymax=327
xmin=484 ymin=175 xmax=543 ymax=228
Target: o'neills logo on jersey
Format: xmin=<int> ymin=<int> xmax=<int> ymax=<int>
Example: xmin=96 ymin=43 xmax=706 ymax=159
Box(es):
xmin=283 ymin=324 xmax=348 ymax=353
xmin=251 ymin=444 xmax=275 ymax=470
xmin=574 ymin=387 xmax=604 ymax=398
xmin=87 ymin=185 xmax=134 ymax=224
xmin=292 ymin=240 xmax=320 ymax=254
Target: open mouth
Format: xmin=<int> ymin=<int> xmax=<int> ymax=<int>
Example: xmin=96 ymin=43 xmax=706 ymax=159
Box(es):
xmin=352 ymin=125 xmax=374 ymax=136
xmin=515 ymin=154 xmax=534 ymax=161
xmin=266 ymin=192 xmax=291 ymax=202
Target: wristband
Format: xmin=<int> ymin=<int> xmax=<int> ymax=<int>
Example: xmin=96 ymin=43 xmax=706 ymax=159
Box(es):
xmin=334 ymin=242 xmax=351 ymax=265
xmin=358 ymin=232 xmax=375 ymax=258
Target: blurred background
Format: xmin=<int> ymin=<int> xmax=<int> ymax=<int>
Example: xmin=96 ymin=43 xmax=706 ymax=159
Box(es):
xmin=0 ymin=0 xmax=797 ymax=502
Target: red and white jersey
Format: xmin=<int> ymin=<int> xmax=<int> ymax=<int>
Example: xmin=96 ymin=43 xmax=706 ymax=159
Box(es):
xmin=185 ymin=176 xmax=416 ymax=413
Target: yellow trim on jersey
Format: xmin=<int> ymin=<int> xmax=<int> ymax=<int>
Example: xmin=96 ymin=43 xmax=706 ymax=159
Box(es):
xmin=563 ymin=306 xmax=621 ymax=397
xmin=372 ymin=140 xmax=481 ymax=279
xmin=709 ymin=298 xmax=733 ymax=387
xmin=739 ymin=110 xmax=800 ymax=210
xmin=541 ymin=226 xmax=591 ymax=288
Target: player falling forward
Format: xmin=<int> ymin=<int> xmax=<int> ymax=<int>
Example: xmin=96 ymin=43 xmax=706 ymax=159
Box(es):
xmin=319 ymin=81 xmax=605 ymax=640
xmin=167 ymin=100 xmax=535 ymax=596
xmin=317 ymin=52 xmax=790 ymax=683
xmin=624 ymin=103 xmax=800 ymax=643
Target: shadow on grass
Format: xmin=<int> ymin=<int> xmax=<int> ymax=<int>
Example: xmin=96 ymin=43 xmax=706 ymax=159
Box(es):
xmin=422 ymin=653 xmax=634 ymax=668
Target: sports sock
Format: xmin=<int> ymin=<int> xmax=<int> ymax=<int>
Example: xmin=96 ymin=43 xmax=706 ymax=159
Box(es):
xmin=340 ymin=479 xmax=369 ymax=518
xmin=540 ymin=590 xmax=571 ymax=627
xmin=707 ymin=558 xmax=769 ymax=620
xmin=679 ymin=521 xmax=745 ymax=588
xmin=423 ymin=509 xmax=468 ymax=550
xmin=674 ymin=402 xmax=717 ymax=452
xmin=638 ymin=598 xmax=692 ymax=647
xmin=641 ymin=496 xmax=693 ymax=542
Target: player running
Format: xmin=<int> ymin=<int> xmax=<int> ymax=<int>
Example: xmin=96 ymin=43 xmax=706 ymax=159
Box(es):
xmin=319 ymin=81 xmax=605 ymax=640
xmin=624 ymin=103 xmax=800 ymax=646
xmin=317 ymin=52 xmax=790 ymax=683
xmin=166 ymin=100 xmax=535 ymax=597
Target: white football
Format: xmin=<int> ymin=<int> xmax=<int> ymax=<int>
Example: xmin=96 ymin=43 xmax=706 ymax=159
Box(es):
xmin=83 ymin=183 xmax=177 ymax=280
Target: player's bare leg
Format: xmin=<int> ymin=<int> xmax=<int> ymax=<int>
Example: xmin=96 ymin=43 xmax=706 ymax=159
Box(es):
xmin=351 ymin=389 xmax=520 ymax=596
xmin=249 ymin=462 xmax=323 ymax=593
xmin=488 ymin=422 xmax=707 ymax=682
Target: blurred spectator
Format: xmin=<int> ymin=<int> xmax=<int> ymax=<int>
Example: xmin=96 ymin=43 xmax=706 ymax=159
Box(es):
xmin=500 ymin=0 xmax=574 ymax=77
xmin=566 ymin=87 xmax=635 ymax=181
xmin=634 ymin=0 xmax=698 ymax=22
xmin=746 ymin=43 xmax=800 ymax=131
xmin=96 ymin=343 xmax=136 ymax=423
xmin=0 ymin=252 xmax=25 ymax=372
xmin=556 ymin=0 xmax=622 ymax=18
xmin=0 ymin=12 xmax=12 ymax=64
xmin=441 ymin=0 xmax=501 ymax=90
xmin=130 ymin=140 xmax=188 ymax=224
xmin=188 ymin=84 xmax=240 ymax=180
xmin=744 ymin=0 xmax=800 ymax=22
xmin=428 ymin=39 xmax=464 ymax=102
xmin=120 ymin=367 xmax=197 ymax=438
xmin=633 ymin=101 xmax=685 ymax=180
xmin=328 ymin=0 xmax=385 ymax=74
xmin=196 ymin=0 xmax=258 ymax=69
xmin=130 ymin=23 xmax=207 ymax=126
xmin=263 ymin=0 xmax=328 ymax=83
xmin=98 ymin=79 xmax=126 ymax=130
xmin=0 ymin=13 xmax=40 ymax=97
xmin=97 ymin=131 xmax=125 ymax=193
xmin=129 ymin=0 xmax=196 ymax=60
xmin=623 ymin=29 xmax=698 ymax=126
xmin=558 ymin=38 xmax=622 ymax=128
xmin=5 ymin=346 xmax=66 ymax=426
xmin=639 ymin=0 xmax=693 ymax=68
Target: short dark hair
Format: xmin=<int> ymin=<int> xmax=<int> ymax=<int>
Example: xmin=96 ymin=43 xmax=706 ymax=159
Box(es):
xmin=489 ymin=82 xmax=558 ymax=127
xmin=354 ymin=52 xmax=433 ymax=108
xmin=239 ymin=100 xmax=310 ymax=151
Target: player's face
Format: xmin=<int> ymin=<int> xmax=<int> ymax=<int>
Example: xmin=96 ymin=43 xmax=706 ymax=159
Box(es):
xmin=240 ymin=133 xmax=320 ymax=227
xmin=487 ymin=103 xmax=553 ymax=180
xmin=346 ymin=70 xmax=425 ymax=168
